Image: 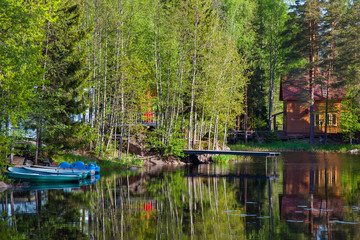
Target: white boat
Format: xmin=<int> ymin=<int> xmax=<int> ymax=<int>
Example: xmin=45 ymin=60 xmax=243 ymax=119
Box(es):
xmin=31 ymin=165 xmax=95 ymax=176
xmin=6 ymin=167 xmax=82 ymax=182
xmin=22 ymin=166 xmax=90 ymax=178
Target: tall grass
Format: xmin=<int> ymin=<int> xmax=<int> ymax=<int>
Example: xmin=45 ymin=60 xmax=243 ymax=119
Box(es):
xmin=212 ymin=155 xmax=237 ymax=163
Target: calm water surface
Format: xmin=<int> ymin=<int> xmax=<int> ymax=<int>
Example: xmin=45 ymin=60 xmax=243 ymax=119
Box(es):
xmin=2 ymin=152 xmax=360 ymax=239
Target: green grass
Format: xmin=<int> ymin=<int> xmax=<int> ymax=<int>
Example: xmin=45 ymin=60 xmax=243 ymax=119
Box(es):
xmin=229 ymin=141 xmax=360 ymax=152
xmin=53 ymin=153 xmax=94 ymax=164
xmin=211 ymin=154 xmax=251 ymax=163
xmin=212 ymin=155 xmax=235 ymax=163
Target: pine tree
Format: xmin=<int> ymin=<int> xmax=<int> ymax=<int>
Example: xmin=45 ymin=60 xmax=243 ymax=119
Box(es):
xmin=30 ymin=0 xmax=90 ymax=160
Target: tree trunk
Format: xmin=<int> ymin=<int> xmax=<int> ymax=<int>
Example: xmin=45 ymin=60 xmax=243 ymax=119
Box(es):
xmin=223 ymin=86 xmax=234 ymax=149
xmin=188 ymin=31 xmax=198 ymax=149
xmin=268 ymin=11 xmax=274 ymax=132
xmin=244 ymin=86 xmax=248 ymax=144
xmin=35 ymin=121 xmax=41 ymax=165
xmin=309 ymin=18 xmax=316 ymax=144
xmin=207 ymin=115 xmax=213 ymax=150
xmin=154 ymin=1 xmax=160 ymax=130
xmin=324 ymin=21 xmax=336 ymax=145
xmin=198 ymin=106 xmax=205 ymax=150
xmin=99 ymin=19 xmax=108 ymax=158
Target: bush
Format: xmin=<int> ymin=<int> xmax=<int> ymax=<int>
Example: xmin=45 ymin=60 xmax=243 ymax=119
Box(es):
xmin=264 ymin=131 xmax=281 ymax=143
xmin=146 ymin=127 xmax=186 ymax=158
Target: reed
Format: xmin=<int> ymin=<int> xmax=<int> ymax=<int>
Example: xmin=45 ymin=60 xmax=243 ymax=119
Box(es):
xmin=212 ymin=155 xmax=238 ymax=163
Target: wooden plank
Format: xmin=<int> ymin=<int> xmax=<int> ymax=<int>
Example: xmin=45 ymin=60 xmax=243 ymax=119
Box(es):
xmin=183 ymin=150 xmax=280 ymax=156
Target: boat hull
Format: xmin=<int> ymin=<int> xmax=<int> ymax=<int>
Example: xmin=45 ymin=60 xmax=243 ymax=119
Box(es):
xmin=22 ymin=167 xmax=90 ymax=178
xmin=6 ymin=167 xmax=82 ymax=182
xmin=31 ymin=165 xmax=95 ymax=176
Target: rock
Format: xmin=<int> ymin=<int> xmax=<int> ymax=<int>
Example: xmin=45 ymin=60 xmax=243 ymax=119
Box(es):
xmin=183 ymin=154 xmax=212 ymax=164
xmin=149 ymin=158 xmax=165 ymax=165
xmin=24 ymin=160 xmax=34 ymax=166
xmin=0 ymin=182 xmax=9 ymax=188
xmin=127 ymin=134 xmax=150 ymax=156
xmin=0 ymin=182 xmax=9 ymax=192
xmin=11 ymin=156 xmax=25 ymax=165
xmin=128 ymin=139 xmax=143 ymax=155
xmin=128 ymin=166 xmax=138 ymax=171
xmin=349 ymin=149 xmax=360 ymax=154
xmin=198 ymin=154 xmax=212 ymax=163
xmin=178 ymin=161 xmax=186 ymax=165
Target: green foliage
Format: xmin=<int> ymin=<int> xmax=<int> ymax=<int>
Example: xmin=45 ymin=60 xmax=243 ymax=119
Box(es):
xmin=341 ymin=100 xmax=360 ymax=144
xmin=98 ymin=156 xmax=144 ymax=171
xmin=0 ymin=135 xmax=19 ymax=180
xmin=53 ymin=153 xmax=94 ymax=165
xmin=146 ymin=128 xmax=186 ymax=158
xmin=212 ymin=154 xmax=237 ymax=163
xmin=0 ymin=0 xmax=50 ymax=166
xmin=1 ymin=0 xmax=359 ymax=161
xmin=115 ymin=153 xmax=144 ymax=167
xmin=29 ymin=0 xmax=90 ymax=157
xmin=264 ymin=131 xmax=281 ymax=143
xmin=0 ymin=212 xmax=26 ymax=240
xmin=53 ymin=152 xmax=143 ymax=172
xmin=222 ymin=0 xmax=292 ymax=131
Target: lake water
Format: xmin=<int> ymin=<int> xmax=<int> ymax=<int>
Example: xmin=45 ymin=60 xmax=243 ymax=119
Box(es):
xmin=1 ymin=152 xmax=360 ymax=239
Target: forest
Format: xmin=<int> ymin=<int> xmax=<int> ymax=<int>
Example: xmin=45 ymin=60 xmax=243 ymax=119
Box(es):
xmin=0 ymin=0 xmax=359 ymax=164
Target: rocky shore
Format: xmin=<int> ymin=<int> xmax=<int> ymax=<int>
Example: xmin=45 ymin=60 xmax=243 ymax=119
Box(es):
xmin=126 ymin=133 xmax=232 ymax=166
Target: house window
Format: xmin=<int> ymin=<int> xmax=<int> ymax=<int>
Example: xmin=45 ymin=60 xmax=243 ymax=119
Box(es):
xmin=327 ymin=114 xmax=332 ymax=126
xmin=332 ymin=114 xmax=337 ymax=126
xmin=326 ymin=113 xmax=338 ymax=126
xmin=315 ymin=114 xmax=320 ymax=126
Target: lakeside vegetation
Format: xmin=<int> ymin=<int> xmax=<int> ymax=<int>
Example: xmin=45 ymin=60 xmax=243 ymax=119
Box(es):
xmin=53 ymin=153 xmax=144 ymax=171
xmin=230 ymin=141 xmax=360 ymax=152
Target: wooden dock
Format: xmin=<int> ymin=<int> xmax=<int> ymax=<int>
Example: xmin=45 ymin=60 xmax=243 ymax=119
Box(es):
xmin=183 ymin=150 xmax=280 ymax=157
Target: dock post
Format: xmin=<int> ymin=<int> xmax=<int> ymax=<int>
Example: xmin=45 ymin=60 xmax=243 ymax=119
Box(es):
xmin=265 ymin=156 xmax=268 ymax=174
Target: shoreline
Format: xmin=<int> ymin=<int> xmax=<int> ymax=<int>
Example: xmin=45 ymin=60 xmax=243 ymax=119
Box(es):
xmin=229 ymin=142 xmax=360 ymax=153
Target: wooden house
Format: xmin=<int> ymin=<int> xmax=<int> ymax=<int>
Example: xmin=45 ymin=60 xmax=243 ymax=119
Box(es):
xmin=280 ymin=72 xmax=345 ymax=136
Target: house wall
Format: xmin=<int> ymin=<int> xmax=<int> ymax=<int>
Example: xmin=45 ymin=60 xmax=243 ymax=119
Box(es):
xmin=283 ymin=100 xmax=342 ymax=136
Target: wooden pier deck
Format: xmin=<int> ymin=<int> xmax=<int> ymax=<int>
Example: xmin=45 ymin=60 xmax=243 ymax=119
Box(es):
xmin=183 ymin=150 xmax=280 ymax=157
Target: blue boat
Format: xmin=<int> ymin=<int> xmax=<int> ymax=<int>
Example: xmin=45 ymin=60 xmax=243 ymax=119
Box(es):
xmin=22 ymin=166 xmax=90 ymax=178
xmin=59 ymin=161 xmax=100 ymax=173
xmin=31 ymin=165 xmax=95 ymax=176
xmin=6 ymin=167 xmax=82 ymax=182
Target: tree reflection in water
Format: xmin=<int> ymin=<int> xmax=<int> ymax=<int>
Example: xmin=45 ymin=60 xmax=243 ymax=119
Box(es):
xmin=1 ymin=153 xmax=360 ymax=239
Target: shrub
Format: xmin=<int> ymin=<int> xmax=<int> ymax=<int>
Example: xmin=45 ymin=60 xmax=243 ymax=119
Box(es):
xmin=146 ymin=127 xmax=186 ymax=158
xmin=264 ymin=131 xmax=281 ymax=143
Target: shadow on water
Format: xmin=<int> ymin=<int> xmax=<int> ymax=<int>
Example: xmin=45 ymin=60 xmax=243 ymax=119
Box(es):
xmin=1 ymin=152 xmax=360 ymax=239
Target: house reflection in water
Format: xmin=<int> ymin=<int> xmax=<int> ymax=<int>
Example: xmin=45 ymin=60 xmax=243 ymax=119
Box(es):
xmin=280 ymin=152 xmax=343 ymax=237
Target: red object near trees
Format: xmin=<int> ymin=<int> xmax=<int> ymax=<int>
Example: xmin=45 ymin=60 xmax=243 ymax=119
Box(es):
xmin=144 ymin=111 xmax=153 ymax=123
xmin=143 ymin=202 xmax=153 ymax=211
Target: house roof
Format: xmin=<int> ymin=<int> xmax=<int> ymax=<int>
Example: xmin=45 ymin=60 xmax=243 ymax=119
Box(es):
xmin=280 ymin=71 xmax=346 ymax=101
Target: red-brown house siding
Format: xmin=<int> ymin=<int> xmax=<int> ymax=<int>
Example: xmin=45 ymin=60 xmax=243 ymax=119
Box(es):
xmin=280 ymin=73 xmax=345 ymax=136
xmin=283 ymin=100 xmax=342 ymax=136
